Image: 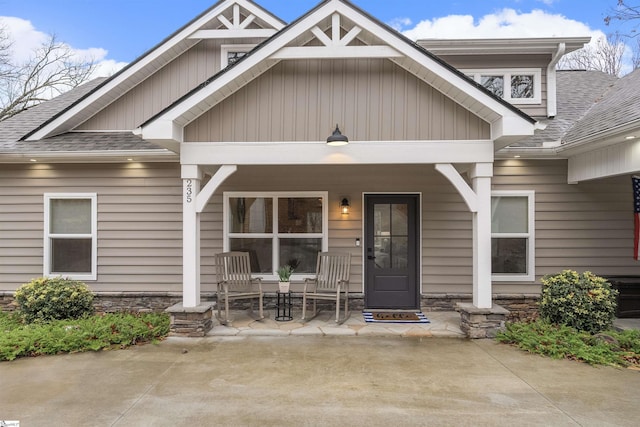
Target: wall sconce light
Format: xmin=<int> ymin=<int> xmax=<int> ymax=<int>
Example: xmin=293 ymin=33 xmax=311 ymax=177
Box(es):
xmin=340 ymin=197 xmax=350 ymax=215
xmin=326 ymin=124 xmax=349 ymax=146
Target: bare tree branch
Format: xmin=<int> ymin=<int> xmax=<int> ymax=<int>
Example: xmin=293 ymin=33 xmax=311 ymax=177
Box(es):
xmin=557 ymin=33 xmax=627 ymax=76
xmin=633 ymin=38 xmax=640 ymax=69
xmin=605 ymin=1 xmax=640 ymax=36
xmin=0 ymin=32 xmax=96 ymax=122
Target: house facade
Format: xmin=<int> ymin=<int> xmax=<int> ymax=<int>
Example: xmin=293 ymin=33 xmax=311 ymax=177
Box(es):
xmin=1 ymin=0 xmax=639 ymax=335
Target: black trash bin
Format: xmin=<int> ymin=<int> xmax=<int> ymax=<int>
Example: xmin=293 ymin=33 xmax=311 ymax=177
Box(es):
xmin=607 ymin=276 xmax=640 ymax=318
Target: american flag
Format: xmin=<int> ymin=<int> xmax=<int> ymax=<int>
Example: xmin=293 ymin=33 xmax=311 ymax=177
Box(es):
xmin=633 ymin=176 xmax=640 ymax=260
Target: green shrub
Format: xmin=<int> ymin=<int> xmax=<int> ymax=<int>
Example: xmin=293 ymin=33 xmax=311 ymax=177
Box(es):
xmin=0 ymin=311 xmax=170 ymax=361
xmin=14 ymin=277 xmax=95 ymax=323
xmin=539 ymin=270 xmax=618 ymax=334
xmin=496 ymin=320 xmax=640 ymax=367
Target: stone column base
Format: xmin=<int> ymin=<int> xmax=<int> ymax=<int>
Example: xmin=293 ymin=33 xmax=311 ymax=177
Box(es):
xmin=166 ymin=302 xmax=215 ymax=337
xmin=456 ymin=302 xmax=509 ymax=339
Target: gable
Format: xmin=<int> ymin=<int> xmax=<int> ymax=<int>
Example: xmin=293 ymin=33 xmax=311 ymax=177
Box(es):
xmin=184 ymin=58 xmax=490 ymax=142
xmin=141 ymin=0 xmax=535 ymax=151
xmin=26 ymin=0 xmax=285 ymax=141
xmin=77 ymin=38 xmax=267 ymax=131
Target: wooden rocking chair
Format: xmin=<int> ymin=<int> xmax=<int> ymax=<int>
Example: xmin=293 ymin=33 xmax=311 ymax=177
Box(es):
xmin=301 ymin=252 xmax=351 ymax=323
xmin=215 ymin=251 xmax=264 ymax=325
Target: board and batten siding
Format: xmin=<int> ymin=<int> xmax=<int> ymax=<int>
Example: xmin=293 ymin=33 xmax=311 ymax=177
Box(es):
xmin=184 ymin=58 xmax=490 ymax=142
xmin=77 ymin=39 xmax=266 ymax=131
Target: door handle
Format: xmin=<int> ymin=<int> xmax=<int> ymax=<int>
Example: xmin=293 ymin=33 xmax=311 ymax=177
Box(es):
xmin=367 ymin=255 xmax=376 ymax=260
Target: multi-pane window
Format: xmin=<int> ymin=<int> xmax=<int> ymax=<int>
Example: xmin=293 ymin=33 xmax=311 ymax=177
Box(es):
xmin=44 ymin=194 xmax=97 ymax=280
xmin=225 ymin=192 xmax=328 ymax=278
xmin=220 ymin=44 xmax=255 ymax=68
xmin=227 ymin=51 xmax=247 ymax=66
xmin=466 ymin=69 xmax=541 ymax=104
xmin=491 ymin=191 xmax=535 ymax=281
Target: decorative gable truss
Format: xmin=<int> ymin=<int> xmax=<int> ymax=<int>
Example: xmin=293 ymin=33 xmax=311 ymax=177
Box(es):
xmin=26 ymin=0 xmax=285 ymax=142
xmin=141 ymin=0 xmax=535 ymax=151
xmin=188 ymin=2 xmax=279 ymax=39
xmin=271 ymin=13 xmax=401 ymax=59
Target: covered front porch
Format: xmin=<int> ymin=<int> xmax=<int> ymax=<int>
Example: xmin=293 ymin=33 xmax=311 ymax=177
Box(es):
xmin=166 ymin=158 xmax=514 ymax=338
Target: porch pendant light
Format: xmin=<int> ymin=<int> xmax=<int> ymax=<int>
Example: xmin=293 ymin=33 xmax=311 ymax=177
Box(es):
xmin=326 ymin=124 xmax=349 ymax=146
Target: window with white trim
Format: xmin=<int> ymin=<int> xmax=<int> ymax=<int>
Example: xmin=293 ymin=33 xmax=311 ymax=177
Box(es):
xmin=224 ymin=192 xmax=328 ymax=279
xmin=491 ymin=191 xmax=535 ymax=281
xmin=44 ymin=193 xmax=97 ymax=280
xmin=221 ymin=44 xmax=255 ymax=68
xmin=465 ymin=69 xmax=542 ymax=104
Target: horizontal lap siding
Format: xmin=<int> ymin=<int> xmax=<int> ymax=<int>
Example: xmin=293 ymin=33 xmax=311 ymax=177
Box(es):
xmin=493 ymin=159 xmax=637 ymax=294
xmin=211 ymin=165 xmax=472 ymax=293
xmin=3 ymin=160 xmax=631 ymax=297
xmin=0 ymin=163 xmax=184 ymax=292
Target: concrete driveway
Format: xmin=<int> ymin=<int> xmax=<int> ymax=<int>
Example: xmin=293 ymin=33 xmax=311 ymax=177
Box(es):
xmin=1 ymin=336 xmax=638 ymax=426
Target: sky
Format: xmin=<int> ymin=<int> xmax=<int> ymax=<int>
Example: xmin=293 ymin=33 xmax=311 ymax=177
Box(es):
xmin=0 ymin=0 xmax=635 ymax=77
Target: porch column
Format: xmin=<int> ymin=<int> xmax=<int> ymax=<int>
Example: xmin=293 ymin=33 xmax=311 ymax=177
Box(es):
xmin=182 ymin=164 xmax=203 ymax=308
xmin=470 ymin=163 xmax=493 ymax=308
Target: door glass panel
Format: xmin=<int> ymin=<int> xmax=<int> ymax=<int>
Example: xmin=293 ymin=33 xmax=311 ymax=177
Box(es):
xmin=229 ymin=238 xmax=272 ymax=273
xmin=229 ymin=198 xmax=273 ymax=233
xmin=278 ymin=197 xmax=323 ymax=233
xmin=391 ymin=204 xmax=408 ymax=235
xmin=373 ymin=203 xmax=409 ymax=269
xmin=391 ymin=237 xmax=408 ymax=269
xmin=279 ymin=238 xmax=322 ymax=274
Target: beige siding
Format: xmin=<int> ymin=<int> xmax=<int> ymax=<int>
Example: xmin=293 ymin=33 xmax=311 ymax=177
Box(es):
xmin=205 ymin=165 xmax=472 ymax=294
xmin=2 ymin=160 xmax=634 ymax=298
xmin=435 ymin=54 xmax=549 ymax=118
xmin=77 ymin=39 xmax=265 ymax=131
xmin=0 ymin=163 xmax=184 ymax=291
xmin=494 ymin=159 xmax=637 ymax=288
xmin=184 ymin=59 xmax=490 ymax=142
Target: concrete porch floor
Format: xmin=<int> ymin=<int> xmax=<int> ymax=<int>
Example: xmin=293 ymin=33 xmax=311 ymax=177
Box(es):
xmin=209 ymin=309 xmax=466 ymax=338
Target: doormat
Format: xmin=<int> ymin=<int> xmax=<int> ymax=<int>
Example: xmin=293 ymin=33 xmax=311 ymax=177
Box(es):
xmin=363 ymin=312 xmax=430 ymax=323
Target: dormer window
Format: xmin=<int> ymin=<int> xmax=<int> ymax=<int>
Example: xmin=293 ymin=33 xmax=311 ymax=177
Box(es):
xmin=465 ymin=69 xmax=541 ymax=104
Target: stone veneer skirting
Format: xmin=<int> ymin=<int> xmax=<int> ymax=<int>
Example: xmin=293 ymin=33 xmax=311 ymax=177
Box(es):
xmin=1 ymin=291 xmax=540 ymax=339
xmin=0 ymin=291 xmax=539 ymax=318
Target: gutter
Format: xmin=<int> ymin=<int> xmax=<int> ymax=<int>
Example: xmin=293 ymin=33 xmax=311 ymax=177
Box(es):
xmin=0 ymin=149 xmax=179 ymax=164
xmin=546 ymin=42 xmax=566 ymax=119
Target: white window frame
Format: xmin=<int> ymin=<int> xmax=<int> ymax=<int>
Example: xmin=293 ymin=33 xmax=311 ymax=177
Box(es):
xmin=223 ymin=191 xmax=329 ymax=281
xmin=43 ymin=193 xmax=97 ymax=281
xmin=491 ymin=190 xmax=535 ymax=282
xmin=221 ymin=44 xmax=255 ymax=68
xmin=464 ymin=68 xmax=542 ymax=104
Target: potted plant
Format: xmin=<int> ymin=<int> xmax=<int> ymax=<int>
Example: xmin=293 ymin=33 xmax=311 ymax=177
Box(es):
xmin=277 ymin=265 xmax=294 ymax=293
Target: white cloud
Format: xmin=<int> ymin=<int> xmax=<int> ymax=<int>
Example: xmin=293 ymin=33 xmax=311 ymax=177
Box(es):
xmin=397 ymin=8 xmax=640 ymax=73
xmin=401 ymin=8 xmax=598 ymax=40
xmin=0 ymin=16 xmax=126 ymax=78
xmin=388 ymin=17 xmax=412 ymax=32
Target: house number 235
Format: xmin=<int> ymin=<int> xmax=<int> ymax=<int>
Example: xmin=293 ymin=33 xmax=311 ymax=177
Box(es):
xmin=185 ymin=179 xmax=193 ymax=203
